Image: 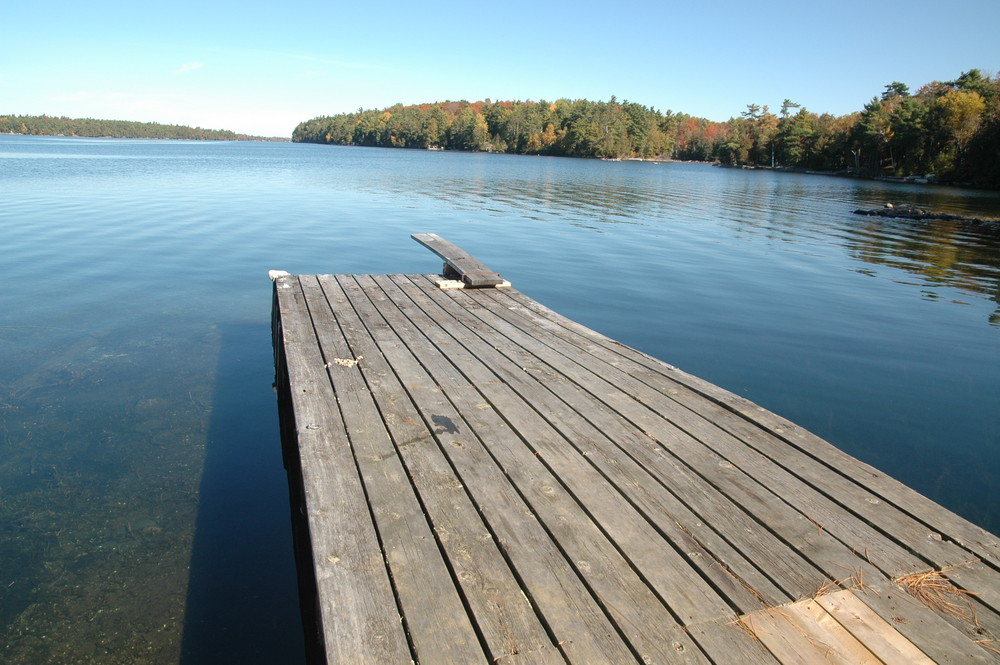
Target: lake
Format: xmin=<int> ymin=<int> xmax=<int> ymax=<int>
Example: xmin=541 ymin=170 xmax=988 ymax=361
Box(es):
xmin=1 ymin=135 xmax=998 ymax=664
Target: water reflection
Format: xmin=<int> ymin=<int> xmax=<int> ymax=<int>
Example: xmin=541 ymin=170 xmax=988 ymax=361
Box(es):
xmin=846 ymin=216 xmax=1000 ymax=324
xmin=348 ymin=152 xmax=1000 ymax=323
xmin=347 ymin=154 xmax=686 ymax=227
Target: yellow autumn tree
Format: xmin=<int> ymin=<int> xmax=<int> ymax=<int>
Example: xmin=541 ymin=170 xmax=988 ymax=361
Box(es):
xmin=935 ymin=90 xmax=986 ymax=150
xmin=541 ymin=123 xmax=558 ymax=149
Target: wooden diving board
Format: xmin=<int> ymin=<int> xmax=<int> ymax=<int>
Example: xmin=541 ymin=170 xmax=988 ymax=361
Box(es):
xmin=410 ymin=232 xmax=507 ymax=288
xmin=270 ymin=236 xmax=1000 ymax=664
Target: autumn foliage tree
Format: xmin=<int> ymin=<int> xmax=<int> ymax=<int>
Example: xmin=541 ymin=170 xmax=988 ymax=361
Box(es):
xmin=294 ymin=98 xmax=676 ymax=160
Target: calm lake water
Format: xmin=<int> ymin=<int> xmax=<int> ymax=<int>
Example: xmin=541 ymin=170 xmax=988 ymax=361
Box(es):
xmin=1 ymin=135 xmax=999 ymax=663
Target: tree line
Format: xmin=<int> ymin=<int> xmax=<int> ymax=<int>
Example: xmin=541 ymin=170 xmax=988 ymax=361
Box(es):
xmin=293 ymin=69 xmax=1000 ymax=189
xmin=294 ymin=98 xmax=674 ymax=159
xmin=0 ymin=115 xmax=274 ymax=141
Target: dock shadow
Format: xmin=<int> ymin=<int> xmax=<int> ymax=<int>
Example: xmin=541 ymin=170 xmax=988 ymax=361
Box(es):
xmin=179 ymin=323 xmax=305 ymax=664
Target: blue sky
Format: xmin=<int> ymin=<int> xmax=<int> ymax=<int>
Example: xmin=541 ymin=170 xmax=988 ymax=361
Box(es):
xmin=4 ymin=0 xmax=998 ymax=137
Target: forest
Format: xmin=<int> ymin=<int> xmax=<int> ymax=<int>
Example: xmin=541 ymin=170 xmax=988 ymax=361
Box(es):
xmin=0 ymin=115 xmax=271 ymax=141
xmin=293 ymin=69 xmax=1000 ymax=189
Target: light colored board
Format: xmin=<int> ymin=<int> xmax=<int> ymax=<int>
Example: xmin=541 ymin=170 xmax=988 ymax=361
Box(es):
xmin=781 ymin=598 xmax=884 ymax=664
xmin=742 ymin=599 xmax=880 ymax=665
xmin=816 ymin=590 xmax=935 ymax=664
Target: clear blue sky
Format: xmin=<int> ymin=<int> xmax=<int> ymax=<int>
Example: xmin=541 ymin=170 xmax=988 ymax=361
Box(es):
xmin=4 ymin=0 xmax=998 ymax=137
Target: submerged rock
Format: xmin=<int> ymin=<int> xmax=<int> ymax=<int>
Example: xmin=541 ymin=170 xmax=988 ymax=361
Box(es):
xmin=853 ymin=204 xmax=1000 ymax=225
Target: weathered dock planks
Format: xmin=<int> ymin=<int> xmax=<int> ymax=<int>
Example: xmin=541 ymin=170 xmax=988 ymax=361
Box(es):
xmin=271 ymin=236 xmax=1000 ymax=664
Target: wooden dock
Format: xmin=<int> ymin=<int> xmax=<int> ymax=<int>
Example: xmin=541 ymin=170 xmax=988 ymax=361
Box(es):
xmin=271 ymin=235 xmax=1000 ymax=664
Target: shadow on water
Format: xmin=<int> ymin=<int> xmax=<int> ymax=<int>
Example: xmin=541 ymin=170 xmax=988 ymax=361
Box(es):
xmin=180 ymin=323 xmax=305 ymax=664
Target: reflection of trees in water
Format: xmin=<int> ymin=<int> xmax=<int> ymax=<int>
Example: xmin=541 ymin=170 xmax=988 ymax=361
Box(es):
xmin=846 ymin=217 xmax=1000 ymax=324
xmin=377 ymin=167 xmax=682 ymax=227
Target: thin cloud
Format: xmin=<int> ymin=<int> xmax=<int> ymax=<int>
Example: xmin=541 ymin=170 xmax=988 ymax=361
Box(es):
xmin=198 ymin=45 xmax=394 ymax=73
xmin=284 ymin=52 xmax=389 ymax=71
xmin=175 ymin=62 xmax=204 ymax=75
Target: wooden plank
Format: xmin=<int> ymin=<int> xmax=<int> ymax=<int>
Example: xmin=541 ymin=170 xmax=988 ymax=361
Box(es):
xmin=297 ymin=275 xmax=487 ymax=664
xmin=780 ymin=598 xmax=883 ymax=664
xmin=351 ymin=274 xmax=714 ymax=663
xmin=411 ymin=233 xmax=505 ymax=288
xmin=272 ymin=275 xmax=412 ymax=664
xmin=922 ymin=562 xmax=1000 ymax=661
xmin=686 ymin=618 xmax=783 ymax=665
xmin=947 ymin=561 xmax=1000 ymax=617
xmin=418 ymin=276 xmax=830 ymax=594
xmin=816 ymin=590 xmax=935 ymax=664
xmin=739 ymin=600 xmax=880 ymax=665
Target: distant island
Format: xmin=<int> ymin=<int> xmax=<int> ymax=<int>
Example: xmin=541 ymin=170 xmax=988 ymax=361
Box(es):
xmin=0 ymin=114 xmax=284 ymax=142
xmin=293 ymin=69 xmax=1000 ymax=189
